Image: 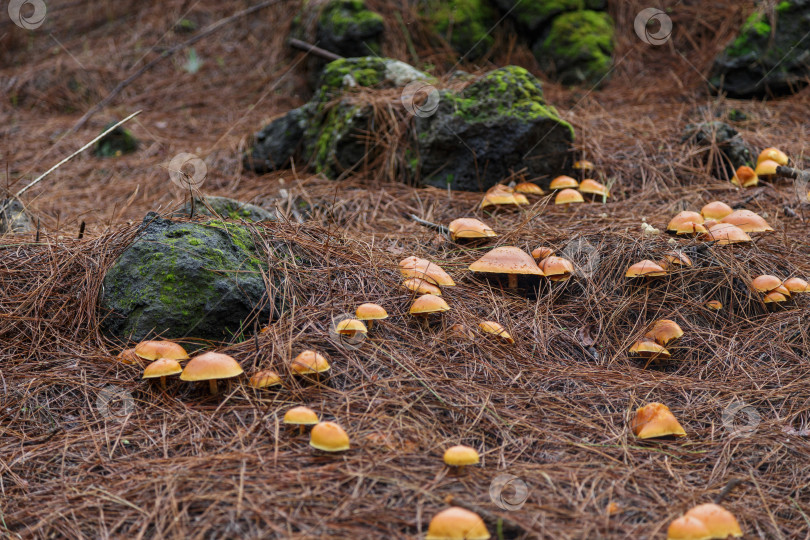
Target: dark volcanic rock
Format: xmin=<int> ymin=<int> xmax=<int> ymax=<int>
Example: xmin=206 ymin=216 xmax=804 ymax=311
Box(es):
xmin=709 ymin=1 xmax=810 ymax=97
xmin=243 ymin=106 xmax=309 ymax=173
xmin=416 ymin=66 xmax=575 ymax=191
xmin=316 ymin=0 xmax=384 ymax=58
xmin=100 ymin=214 xmax=278 ymax=342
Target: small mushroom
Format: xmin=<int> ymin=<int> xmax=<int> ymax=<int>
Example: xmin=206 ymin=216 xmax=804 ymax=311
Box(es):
xmin=284 ymin=406 xmax=319 ymax=434
xmin=667 ymin=211 xmax=704 ymax=232
xmin=448 ymin=218 xmax=497 ymax=241
xmin=478 ymin=321 xmax=515 ymax=343
xmin=631 ymin=402 xmax=686 ymax=439
xmin=626 ymin=260 xmax=667 ymax=278
xmin=399 ymin=256 xmax=455 ymax=287
xmin=469 ymin=246 xmax=544 ymax=289
xmin=629 ymin=339 xmax=671 ymax=360
xmin=531 ymin=246 xmax=554 ymax=261
xmin=310 ymin=421 xmax=350 ymax=452
xmin=683 ymin=503 xmax=743 ymax=539
xmin=549 ymin=175 xmax=579 ymax=190
xmin=783 ymin=277 xmax=810 ymax=293
xmin=731 ymin=165 xmax=758 ymax=187
xmin=335 ymin=318 xmax=368 ymax=339
xmin=644 ymin=319 xmax=683 ymax=346
xmin=700 ymin=201 xmax=733 ymax=220
xmin=554 ymin=188 xmax=584 ymax=209
xmin=663 ymin=250 xmax=692 ymax=268
xmin=402 ymin=278 xmax=442 ymax=296
xmin=180 ymin=352 xmax=243 ymax=395
xmin=751 ymin=275 xmax=783 ymax=293
xmin=143 ymin=358 xmax=182 ymax=389
xmin=573 ymin=159 xmax=595 ymax=172
xmin=410 ymin=294 xmax=450 ymax=326
xmin=513 ymin=182 xmax=544 ymax=195
xmin=480 ymin=184 xmax=520 ymax=208
xmin=757 ymin=147 xmax=788 ymax=166
xmin=134 ymin=340 xmax=189 ymax=363
xmin=290 ymin=350 xmax=331 ymax=376
xmin=538 ymin=256 xmax=575 ymax=281
xmin=356 ymin=303 xmax=388 ymax=329
xmin=116 ymin=348 xmax=140 ymax=365
xmin=700 ymin=223 xmax=752 ymax=244
xmin=763 ymin=291 xmax=788 ymax=304
xmin=249 ymin=369 xmax=282 ymax=389
xmin=720 ymin=209 xmax=773 ymax=233
xmin=578 ymin=178 xmax=610 ymax=200
xmin=666 ymin=515 xmax=712 ymax=540
xmin=443 ymin=445 xmax=480 ymax=471
xmin=426 ymin=507 xmax=490 ymax=540
xmin=673 ymin=220 xmax=708 ymax=235
xmin=705 ymin=300 xmax=722 ymax=310
xmin=754 ymin=159 xmax=779 ymax=180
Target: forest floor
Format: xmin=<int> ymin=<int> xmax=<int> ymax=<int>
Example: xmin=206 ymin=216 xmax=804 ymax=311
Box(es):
xmin=1 ymin=0 xmax=809 ymax=538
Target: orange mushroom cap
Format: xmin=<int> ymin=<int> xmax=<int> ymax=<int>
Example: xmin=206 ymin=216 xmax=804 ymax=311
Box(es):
xmin=626 ymin=260 xmax=667 ymax=278
xmin=549 ymin=175 xmax=579 ymax=189
xmin=667 ymin=211 xmax=704 ymax=232
xmin=290 ymin=350 xmax=331 ymax=375
xmin=514 ymin=182 xmax=545 ymax=195
xmin=751 ymin=275 xmax=782 ymax=293
xmin=783 ymin=277 xmax=810 ymax=293
xmin=410 ymin=294 xmax=450 ymax=315
xmin=700 ymin=201 xmax=734 ymax=220
xmin=701 ymin=223 xmax=752 ymax=244
xmin=426 ymin=507 xmax=491 ymax=540
xmin=644 ymin=319 xmax=684 ymax=346
xmin=249 ymin=369 xmax=282 ymax=388
xmin=469 ymin=246 xmax=545 ymax=276
xmin=538 ymin=256 xmax=574 ymax=280
xmin=632 ymin=402 xmax=686 ymax=439
xmin=356 ymin=303 xmax=388 ymax=321
xmin=674 ymin=221 xmax=708 ymax=235
xmin=399 ymin=256 xmax=456 ymax=286
xmin=705 ymin=300 xmax=722 ymax=310
xmin=478 ymin=321 xmax=515 ymax=343
xmin=731 ymin=165 xmax=759 ymax=187
xmin=573 ymin=160 xmax=594 ymax=171
xmin=531 ymin=246 xmax=554 ymax=260
xmin=402 ymin=278 xmax=442 ymax=296
xmin=448 ymin=218 xmax=497 ymax=240
xmin=116 ymin=348 xmax=141 ymax=365
xmin=443 ymin=445 xmax=480 ymax=466
xmin=310 ymin=421 xmax=350 ymax=452
xmin=763 ymin=291 xmax=788 ymax=303
xmin=284 ymin=406 xmax=319 ymax=425
xmin=720 ymin=209 xmax=773 ymax=233
xmin=180 ymin=352 xmax=243 ymax=381
xmin=629 ymin=339 xmax=671 ymax=359
xmin=684 ymin=503 xmax=743 ymax=538
xmin=666 ymin=515 xmax=712 ymax=540
xmin=134 ymin=340 xmax=189 ymax=361
xmin=578 ymin=178 xmax=609 ymax=198
xmin=143 ymin=358 xmax=183 ymax=379
xmin=555 ymin=188 xmax=584 ymax=205
xmin=754 ymin=159 xmax=779 ymax=177
xmin=663 ymin=251 xmax=693 ymax=268
xmin=757 ymin=147 xmax=788 ymax=166
xmin=335 ymin=318 xmax=368 ymax=335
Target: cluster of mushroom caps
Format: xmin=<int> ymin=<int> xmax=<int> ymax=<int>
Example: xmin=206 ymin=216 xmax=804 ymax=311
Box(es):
xmin=630 ymin=404 xmax=743 ymax=539
xmin=730 ymin=147 xmax=788 ymax=188
xmin=399 ymin=256 xmax=513 ymax=342
xmin=333 ymin=303 xmax=389 ymax=344
xmin=751 ymin=274 xmax=810 ymax=306
xmin=629 ymin=319 xmax=683 ymax=361
xmin=424 ymin=446 xmax=487 ymax=538
xmin=480 ymin=160 xmax=610 ymax=209
xmin=468 ymin=245 xmax=575 ymax=288
xmin=282 ymin=406 xmax=350 ymax=453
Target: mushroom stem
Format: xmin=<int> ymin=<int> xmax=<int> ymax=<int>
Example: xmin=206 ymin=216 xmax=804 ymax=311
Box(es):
xmin=366 ymin=320 xmax=373 ymax=330
xmin=160 ymin=376 xmax=167 ymax=390
xmin=507 ymin=274 xmax=518 ymax=289
xmin=299 ymin=425 xmax=305 ymax=435
xmin=208 ymin=379 xmax=218 ymax=395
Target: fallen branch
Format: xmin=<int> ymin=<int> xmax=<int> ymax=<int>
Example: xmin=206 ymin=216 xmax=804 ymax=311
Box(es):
xmin=775 ymin=165 xmax=810 ymax=182
xmin=70 ymin=0 xmax=285 ymax=132
xmin=288 ymin=38 xmax=343 ymax=61
xmin=408 ymin=213 xmax=449 ymax=237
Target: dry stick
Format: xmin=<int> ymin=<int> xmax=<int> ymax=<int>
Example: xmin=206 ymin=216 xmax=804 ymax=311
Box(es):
xmin=288 ymin=38 xmax=343 ymax=61
xmin=408 ymin=213 xmax=449 ymax=237
xmin=0 ymin=111 xmax=141 ymax=217
xmin=70 ymin=0 xmax=286 ymax=133
xmin=774 ymin=165 xmax=810 ymax=183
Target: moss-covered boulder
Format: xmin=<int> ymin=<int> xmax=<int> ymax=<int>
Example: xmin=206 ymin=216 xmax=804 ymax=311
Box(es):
xmin=177 ymin=196 xmax=277 ymax=222
xmin=94 ymin=123 xmax=138 ymax=158
xmin=709 ymin=2 xmax=810 ymax=97
xmin=302 ymin=57 xmax=429 ymax=177
xmin=0 ymin=198 xmax=33 ymax=234
xmin=493 ymin=0 xmax=585 ymax=31
xmin=243 ymin=106 xmax=310 ymax=173
xmin=425 ymin=0 xmax=495 ymax=58
xmin=316 ymin=0 xmax=384 ymax=57
xmin=533 ymin=10 xmax=614 ymax=87
xmin=416 ymin=66 xmax=575 ymax=191
xmin=100 ymin=214 xmax=277 ymax=342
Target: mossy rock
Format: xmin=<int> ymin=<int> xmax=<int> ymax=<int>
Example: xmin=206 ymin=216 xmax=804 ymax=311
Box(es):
xmin=316 ymin=0 xmax=384 ymax=57
xmin=709 ymin=1 xmax=810 ymax=97
xmin=100 ymin=214 xmax=281 ymax=342
xmin=314 ymin=56 xmax=429 ymax=97
xmin=534 ymin=10 xmax=615 ymax=87
xmin=176 ymin=196 xmax=277 ymax=222
xmin=243 ymin=105 xmax=310 ymax=173
xmin=416 ymin=66 xmax=575 ymax=191
xmin=494 ymin=0 xmax=585 ymax=31
xmin=424 ymin=0 xmax=495 ymax=58
xmin=94 ymin=123 xmax=138 ymax=158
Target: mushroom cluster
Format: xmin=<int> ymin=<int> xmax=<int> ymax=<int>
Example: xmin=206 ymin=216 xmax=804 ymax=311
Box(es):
xmin=730 ymin=147 xmax=789 ymax=188
xmin=667 ymin=503 xmax=743 ymax=540
xmin=630 ymin=319 xmax=683 ymax=361
xmin=752 ymin=274 xmax=810 ymax=306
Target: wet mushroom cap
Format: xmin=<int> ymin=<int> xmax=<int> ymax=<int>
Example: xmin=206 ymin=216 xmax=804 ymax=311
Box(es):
xmin=578 ymin=179 xmax=610 ymax=197
xmin=399 ymin=256 xmax=456 ymax=286
xmin=632 ymin=402 xmax=686 ymax=439
xmin=284 ymin=406 xmax=319 ymax=425
xmin=720 ymin=209 xmax=773 ymax=233
xmin=757 ymin=147 xmax=788 ymax=166
xmin=469 ymin=246 xmax=545 ymax=277
xmin=410 ymin=294 xmax=450 ymax=315
xmin=180 ymin=352 xmax=243 ymax=381
xmin=751 ymin=275 xmax=782 ymax=293
xmin=443 ymin=445 xmax=480 ymax=466
xmin=480 ymin=184 xmax=518 ymax=207
xmin=513 ymin=182 xmax=544 ymax=195
xmin=135 ymin=340 xmax=189 ymax=361
xmin=705 ymin=300 xmax=722 ymax=310
xmin=700 ymin=201 xmax=733 ymax=220
xmin=555 ymin=188 xmax=585 ymax=205
xmin=731 ymin=165 xmax=758 ymax=187
xmin=666 ymin=515 xmax=712 ymax=540
xmin=402 ymin=278 xmax=442 ymax=296
xmin=783 ymin=277 xmax=810 ymax=293
xmin=356 ymin=303 xmax=388 ymax=321
xmin=549 ymin=175 xmax=579 ymax=189
xmin=448 ymin=218 xmax=497 ymax=240
xmin=291 ymin=350 xmax=331 ymax=374
xmin=754 ymin=159 xmax=779 ymax=177
xmin=249 ymin=369 xmax=282 ymax=388
xmin=667 ymin=211 xmax=704 ymax=232
xmin=684 ymin=504 xmax=743 ymax=538
xmin=674 ymin=221 xmax=708 ymax=235
xmin=573 ymin=160 xmax=594 ymax=171
xmin=143 ymin=358 xmax=183 ymax=379
xmin=310 ymin=421 xmax=350 ymax=452
xmin=626 ymin=260 xmax=667 ymax=277
xmin=426 ymin=507 xmax=491 ymax=540
xmin=644 ymin=319 xmax=684 ymax=345
xmin=701 ymin=223 xmax=752 ymax=244
xmin=763 ymin=291 xmax=788 ymax=303
xmin=335 ymin=318 xmax=368 ymax=335
xmin=531 ymin=246 xmax=554 ymax=260
xmin=629 ymin=339 xmax=671 ymax=359
xmin=538 ymin=256 xmax=574 ymax=279
xmin=478 ymin=321 xmax=515 ymax=343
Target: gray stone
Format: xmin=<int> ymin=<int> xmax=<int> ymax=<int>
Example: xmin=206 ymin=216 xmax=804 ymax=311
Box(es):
xmin=243 ymin=106 xmax=309 ymax=173
xmin=0 ymin=198 xmax=34 ymax=234
xmin=709 ymin=1 xmax=810 ymax=97
xmin=683 ymin=121 xmax=752 ymax=176
xmin=100 ymin=213 xmax=279 ymax=342
xmin=177 ymin=196 xmax=277 ymax=222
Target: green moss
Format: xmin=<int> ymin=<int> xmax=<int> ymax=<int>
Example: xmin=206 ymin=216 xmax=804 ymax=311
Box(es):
xmin=94 ymin=124 xmax=138 ymax=158
xmin=425 ymin=0 xmax=495 ymax=58
xmin=187 ymin=237 xmax=201 ymax=246
xmin=317 ymin=57 xmax=388 ymax=94
xmin=727 ymin=12 xmax=771 ymax=57
xmin=504 ymin=0 xmax=584 ymax=30
xmin=777 ymin=1 xmax=791 ymax=12
xmin=535 ymin=10 xmax=614 ymax=87
xmin=320 ymin=0 xmax=383 ymax=37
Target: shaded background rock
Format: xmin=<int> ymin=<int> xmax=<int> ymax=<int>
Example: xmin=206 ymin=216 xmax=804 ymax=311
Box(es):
xmin=177 ymin=196 xmax=278 ymax=222
xmin=416 ymin=66 xmax=575 ymax=191
xmin=683 ymin=121 xmax=752 ymax=179
xmin=94 ymin=122 xmax=138 ymax=157
xmin=315 ymin=0 xmax=384 ymax=57
xmin=709 ymin=1 xmax=810 ymax=97
xmin=100 ymin=214 xmax=278 ymax=342
xmin=242 ymin=106 xmax=310 ymax=173
xmin=0 ymin=198 xmax=34 ymax=234
xmin=424 ymin=0 xmax=495 ymax=59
